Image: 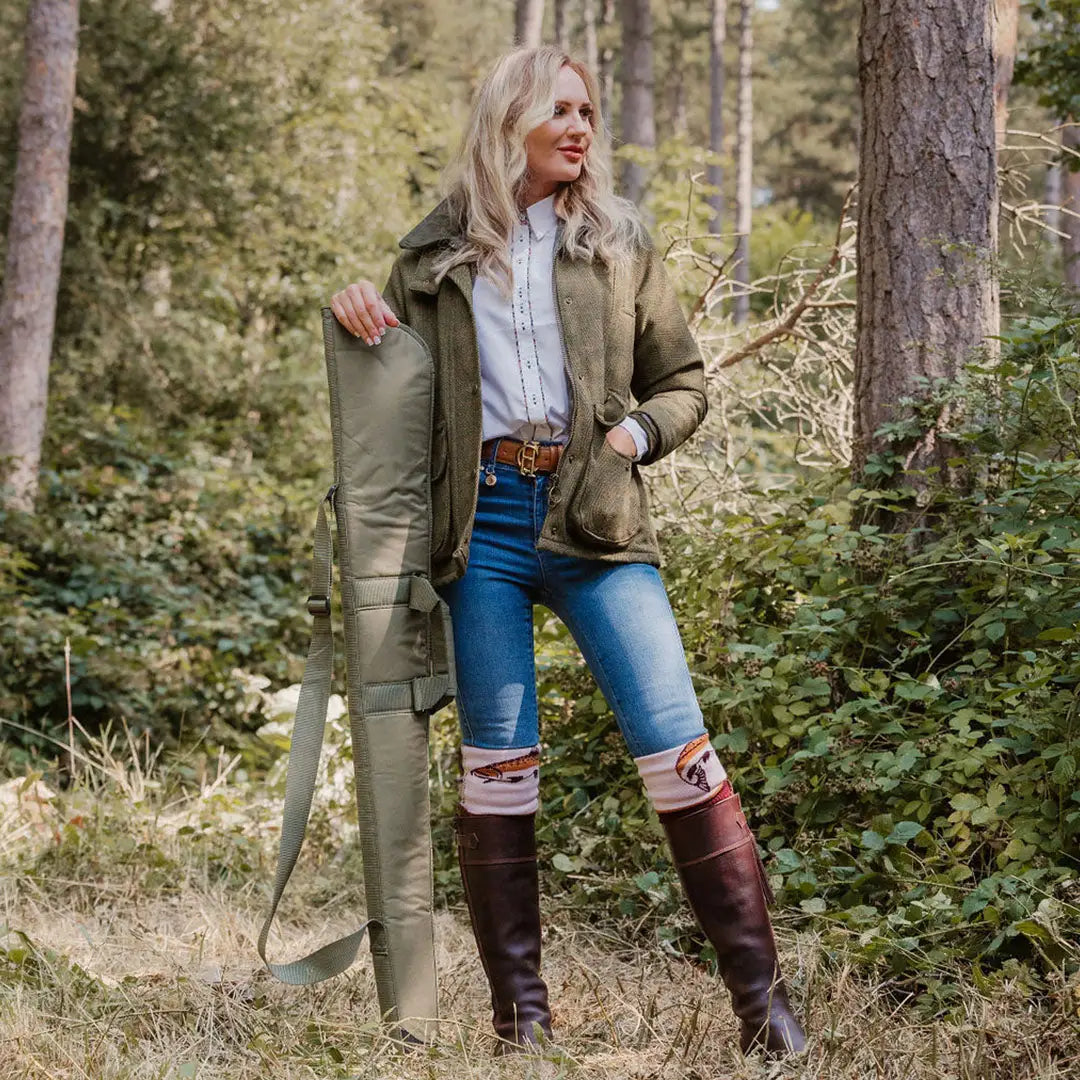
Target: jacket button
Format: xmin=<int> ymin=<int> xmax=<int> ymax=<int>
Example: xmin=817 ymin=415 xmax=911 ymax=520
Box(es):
xmin=471 ymin=383 xmax=479 ymax=395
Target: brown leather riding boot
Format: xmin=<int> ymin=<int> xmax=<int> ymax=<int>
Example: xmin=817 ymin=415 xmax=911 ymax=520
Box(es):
xmin=659 ymin=788 xmax=807 ymax=1056
xmin=455 ymin=807 xmax=553 ymax=1053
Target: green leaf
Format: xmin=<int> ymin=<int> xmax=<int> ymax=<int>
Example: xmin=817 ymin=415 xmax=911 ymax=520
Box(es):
xmin=861 ymin=829 xmax=885 ymax=851
xmin=886 ymin=821 xmax=924 ymax=845
xmin=715 ymin=727 xmax=749 ymax=753
xmin=552 ymin=853 xmax=576 ymax=873
xmin=950 ymin=794 xmax=982 ymax=813
xmin=1052 ymin=755 xmax=1075 ymax=784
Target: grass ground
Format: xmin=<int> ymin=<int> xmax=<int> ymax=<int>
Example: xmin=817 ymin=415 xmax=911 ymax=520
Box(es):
xmin=1 ymin=738 xmax=1076 ymax=1080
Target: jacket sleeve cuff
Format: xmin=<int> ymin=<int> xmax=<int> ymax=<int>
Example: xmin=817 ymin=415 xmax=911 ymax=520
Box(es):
xmin=616 ymin=416 xmax=651 ymax=461
xmin=626 ymin=410 xmax=660 ymax=464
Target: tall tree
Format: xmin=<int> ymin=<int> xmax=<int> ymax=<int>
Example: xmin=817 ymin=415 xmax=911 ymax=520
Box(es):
xmin=1012 ymin=0 xmax=1080 ymax=289
xmin=707 ymin=0 xmax=727 ymax=235
xmin=583 ymin=0 xmax=598 ymax=69
xmin=620 ymin=0 xmax=655 ymax=206
xmin=755 ymin=0 xmax=860 ymax=220
xmin=992 ymin=0 xmax=1019 ymax=150
xmin=732 ymin=0 xmax=752 ymax=324
xmin=853 ymin=0 xmax=999 ymax=500
xmin=555 ymin=0 xmax=571 ymax=50
xmin=1063 ymin=122 xmax=1080 ymax=290
xmin=0 ymin=0 xmax=80 ymax=512
xmin=599 ymin=0 xmax=617 ymax=125
xmin=515 ymin=0 xmax=545 ymax=47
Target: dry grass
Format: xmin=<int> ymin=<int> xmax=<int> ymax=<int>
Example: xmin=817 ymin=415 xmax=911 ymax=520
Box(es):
xmin=0 ymin=744 xmax=1076 ymax=1080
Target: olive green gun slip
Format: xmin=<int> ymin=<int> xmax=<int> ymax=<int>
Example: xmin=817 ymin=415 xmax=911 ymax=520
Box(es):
xmin=258 ymin=309 xmax=455 ymax=1043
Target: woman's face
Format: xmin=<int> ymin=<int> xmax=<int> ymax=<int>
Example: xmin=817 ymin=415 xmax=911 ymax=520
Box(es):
xmin=523 ymin=65 xmax=594 ymax=198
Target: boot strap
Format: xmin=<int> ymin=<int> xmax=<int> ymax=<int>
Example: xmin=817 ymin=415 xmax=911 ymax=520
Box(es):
xmin=676 ymin=831 xmax=755 ymax=869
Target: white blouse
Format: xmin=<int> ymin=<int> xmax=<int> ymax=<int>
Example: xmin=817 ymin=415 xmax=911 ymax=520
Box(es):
xmin=471 ymin=193 xmax=649 ymax=460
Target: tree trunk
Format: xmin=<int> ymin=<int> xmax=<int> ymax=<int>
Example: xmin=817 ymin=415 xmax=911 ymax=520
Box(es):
xmin=619 ymin=0 xmax=655 ymax=207
xmin=0 ymin=0 xmax=80 ymax=513
xmin=555 ymin=0 xmax=570 ymax=50
xmin=707 ymin=0 xmax=727 ymax=236
xmin=732 ymin=0 xmax=752 ymax=325
xmin=515 ymin=0 xmax=545 ymax=47
xmin=667 ymin=27 xmax=687 ymax=138
xmin=1063 ymin=119 xmax=1080 ymax=291
xmin=853 ymin=0 xmax=999 ymax=501
xmin=583 ymin=0 xmax=598 ymax=70
xmin=599 ymin=0 xmax=616 ymax=126
xmin=992 ymin=0 xmax=1019 ymax=151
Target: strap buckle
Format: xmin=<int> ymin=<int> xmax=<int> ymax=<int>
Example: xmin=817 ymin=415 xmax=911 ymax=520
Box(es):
xmin=307 ymin=594 xmax=331 ymax=616
xmin=515 ymin=440 xmax=541 ymax=477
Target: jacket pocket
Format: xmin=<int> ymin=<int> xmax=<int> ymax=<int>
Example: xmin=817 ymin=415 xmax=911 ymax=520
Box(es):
xmin=430 ymin=416 xmax=451 ymax=558
xmin=567 ymin=435 xmax=641 ymax=549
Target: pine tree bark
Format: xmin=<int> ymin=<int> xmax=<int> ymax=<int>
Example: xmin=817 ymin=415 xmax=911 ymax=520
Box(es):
xmin=0 ymin=0 xmax=80 ymax=513
xmin=853 ymin=0 xmax=999 ymax=499
xmin=515 ymin=0 xmax=545 ymax=47
xmin=732 ymin=0 xmax=752 ymax=325
xmin=708 ymin=0 xmax=727 ymax=236
xmin=619 ymin=0 xmax=655 ymax=207
xmin=1063 ymin=119 xmax=1080 ymax=291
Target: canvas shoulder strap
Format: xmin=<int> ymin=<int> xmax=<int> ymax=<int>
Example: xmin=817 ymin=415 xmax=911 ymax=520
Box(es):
xmin=256 ymin=486 xmax=377 ymax=984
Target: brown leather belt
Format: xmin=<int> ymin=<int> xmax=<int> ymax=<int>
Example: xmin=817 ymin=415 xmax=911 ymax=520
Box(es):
xmin=481 ymin=437 xmax=564 ymax=476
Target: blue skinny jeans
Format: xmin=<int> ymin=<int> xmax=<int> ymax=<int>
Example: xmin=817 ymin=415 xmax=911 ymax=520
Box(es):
xmin=435 ymin=442 xmax=710 ymax=758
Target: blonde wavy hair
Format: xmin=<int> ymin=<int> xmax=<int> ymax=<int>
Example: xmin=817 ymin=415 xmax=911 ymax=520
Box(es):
xmin=430 ymin=46 xmax=647 ymax=296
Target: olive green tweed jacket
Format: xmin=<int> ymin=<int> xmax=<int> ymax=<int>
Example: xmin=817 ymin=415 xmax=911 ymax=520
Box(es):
xmin=380 ymin=198 xmax=708 ymax=587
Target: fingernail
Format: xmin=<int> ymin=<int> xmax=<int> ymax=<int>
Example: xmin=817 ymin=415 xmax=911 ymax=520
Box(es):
xmin=374 ymin=334 xmax=381 ymax=345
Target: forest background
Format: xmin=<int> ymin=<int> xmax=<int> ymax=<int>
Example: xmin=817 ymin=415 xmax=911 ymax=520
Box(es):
xmin=1 ymin=1 xmax=1079 ymax=1077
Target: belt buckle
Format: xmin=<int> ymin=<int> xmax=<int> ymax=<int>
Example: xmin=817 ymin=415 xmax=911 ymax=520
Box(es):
xmin=515 ymin=440 xmax=541 ymax=477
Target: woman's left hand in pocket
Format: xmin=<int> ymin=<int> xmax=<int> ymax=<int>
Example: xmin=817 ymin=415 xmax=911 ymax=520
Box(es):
xmin=604 ymin=425 xmax=637 ymax=460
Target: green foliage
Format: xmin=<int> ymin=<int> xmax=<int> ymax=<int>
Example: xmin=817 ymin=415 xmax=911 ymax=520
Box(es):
xmin=1014 ymin=0 xmax=1080 ymax=122
xmin=0 ymin=405 xmax=318 ymax=757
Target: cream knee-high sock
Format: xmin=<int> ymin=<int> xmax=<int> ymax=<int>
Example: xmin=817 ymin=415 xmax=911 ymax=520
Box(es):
xmin=634 ymin=734 xmax=728 ymax=813
xmin=460 ymin=743 xmax=541 ymax=815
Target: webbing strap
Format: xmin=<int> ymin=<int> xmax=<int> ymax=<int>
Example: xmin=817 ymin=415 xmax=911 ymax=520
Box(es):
xmin=258 ymin=488 xmax=378 ymax=985
xmin=349 ymin=572 xmax=441 ymax=613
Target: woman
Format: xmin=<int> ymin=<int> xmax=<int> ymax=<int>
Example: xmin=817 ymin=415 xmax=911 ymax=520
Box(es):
xmin=330 ymin=46 xmax=807 ymax=1058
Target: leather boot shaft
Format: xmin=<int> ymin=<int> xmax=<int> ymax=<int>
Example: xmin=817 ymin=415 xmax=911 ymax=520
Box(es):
xmin=455 ymin=808 xmax=552 ymax=1050
xmin=661 ymin=791 xmax=807 ymax=1056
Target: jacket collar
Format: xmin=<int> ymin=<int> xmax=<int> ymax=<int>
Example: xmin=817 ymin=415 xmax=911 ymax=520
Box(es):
xmin=399 ymin=198 xmax=461 ymax=250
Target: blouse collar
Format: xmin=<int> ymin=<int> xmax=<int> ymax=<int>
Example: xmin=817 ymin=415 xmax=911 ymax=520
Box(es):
xmin=520 ymin=193 xmax=558 ymax=240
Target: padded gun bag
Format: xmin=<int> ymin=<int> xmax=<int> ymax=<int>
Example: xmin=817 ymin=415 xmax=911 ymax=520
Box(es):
xmin=258 ymin=310 xmax=456 ymax=1043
